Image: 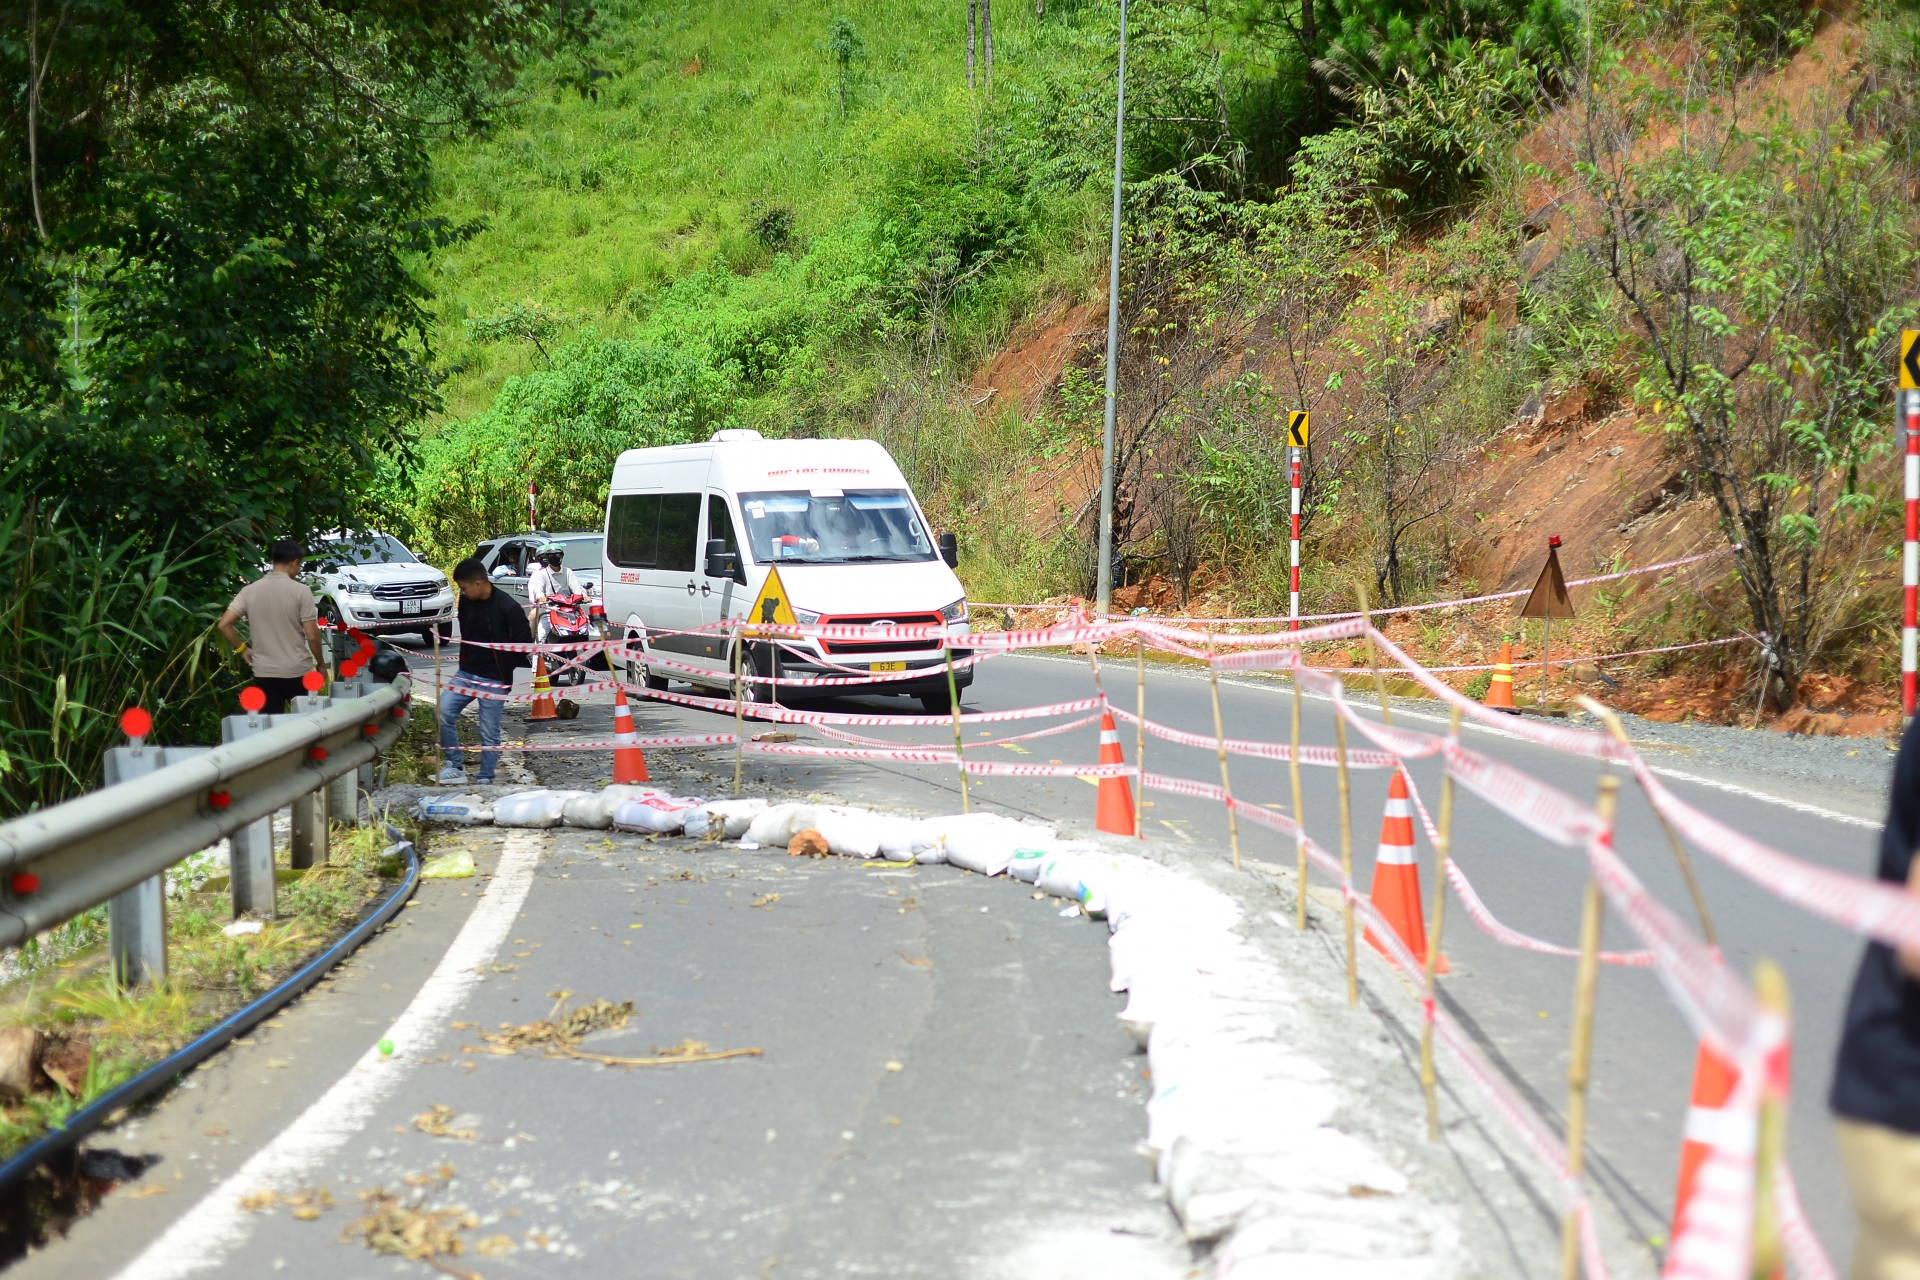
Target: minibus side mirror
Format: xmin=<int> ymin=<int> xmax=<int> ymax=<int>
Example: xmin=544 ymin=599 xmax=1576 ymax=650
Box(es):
xmin=938 ymin=532 xmax=958 ymax=569
xmin=704 ymin=539 xmax=742 ymax=581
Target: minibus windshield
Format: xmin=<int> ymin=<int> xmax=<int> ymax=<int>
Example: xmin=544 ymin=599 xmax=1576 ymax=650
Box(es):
xmin=737 ymin=490 xmax=935 ymax=564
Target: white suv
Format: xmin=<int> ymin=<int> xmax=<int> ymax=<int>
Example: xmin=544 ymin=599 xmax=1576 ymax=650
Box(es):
xmin=304 ymin=532 xmax=454 ymax=645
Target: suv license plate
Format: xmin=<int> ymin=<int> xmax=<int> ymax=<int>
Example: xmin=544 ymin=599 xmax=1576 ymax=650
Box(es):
xmin=402 ymin=598 xmax=422 ymax=615
xmin=870 ymin=661 xmax=906 ymax=672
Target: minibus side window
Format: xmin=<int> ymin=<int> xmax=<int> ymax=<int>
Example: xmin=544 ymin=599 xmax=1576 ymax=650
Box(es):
xmin=656 ymin=493 xmax=702 ymax=572
xmin=607 ymin=494 xmax=662 ymax=567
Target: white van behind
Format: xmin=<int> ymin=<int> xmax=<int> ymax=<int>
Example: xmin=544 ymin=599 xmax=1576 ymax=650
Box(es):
xmin=601 ymin=430 xmax=972 ymax=713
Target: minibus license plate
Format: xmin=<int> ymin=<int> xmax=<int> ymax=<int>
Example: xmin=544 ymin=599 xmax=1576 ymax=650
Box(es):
xmin=870 ymin=661 xmax=906 ymax=672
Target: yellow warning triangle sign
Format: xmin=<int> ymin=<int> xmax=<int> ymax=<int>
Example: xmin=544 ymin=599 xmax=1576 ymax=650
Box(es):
xmin=747 ymin=563 xmax=797 ymax=629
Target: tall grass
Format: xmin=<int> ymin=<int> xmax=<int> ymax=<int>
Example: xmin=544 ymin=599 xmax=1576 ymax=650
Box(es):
xmin=0 ymin=450 xmax=234 ymax=817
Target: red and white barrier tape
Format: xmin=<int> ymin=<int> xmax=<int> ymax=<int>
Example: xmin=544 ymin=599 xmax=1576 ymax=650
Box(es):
xmin=1108 ymin=704 xmax=1398 ymax=769
xmin=814 ymin=712 xmax=1105 ymax=750
xmin=970 ymin=545 xmax=1736 ymax=626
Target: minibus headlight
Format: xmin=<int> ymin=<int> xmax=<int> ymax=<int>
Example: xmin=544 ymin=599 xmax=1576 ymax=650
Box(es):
xmin=938 ymin=598 xmax=967 ymax=623
xmin=792 ymin=608 xmax=821 ymax=626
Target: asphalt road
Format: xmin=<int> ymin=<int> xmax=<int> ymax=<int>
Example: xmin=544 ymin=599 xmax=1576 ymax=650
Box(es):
xmin=24 ymin=637 xmax=1874 ymax=1277
xmin=731 ymin=649 xmax=1875 ymax=1262
xmin=22 ymin=805 xmax=1183 ymax=1278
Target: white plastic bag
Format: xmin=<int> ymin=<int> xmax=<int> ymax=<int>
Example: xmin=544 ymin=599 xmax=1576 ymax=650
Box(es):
xmin=1035 ymin=851 xmax=1088 ymax=900
xmin=875 ymin=818 xmax=927 ymax=861
xmin=492 ymin=789 xmax=586 ymax=828
xmin=744 ymin=803 xmax=816 ymax=847
xmin=611 ymin=793 xmax=705 ymax=834
xmin=562 ymin=785 xmax=662 ymax=830
xmin=412 ymin=793 xmax=494 ymax=825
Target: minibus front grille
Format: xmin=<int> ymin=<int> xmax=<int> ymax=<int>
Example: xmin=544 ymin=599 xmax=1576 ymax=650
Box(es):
xmin=819 ymin=612 xmax=944 ymax=654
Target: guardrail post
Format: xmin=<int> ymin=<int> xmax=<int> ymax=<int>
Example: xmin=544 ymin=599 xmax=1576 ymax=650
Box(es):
xmin=101 ymin=744 xmax=205 ymax=985
xmin=220 ymin=711 xmax=278 ymax=919
xmin=278 ymin=696 xmax=331 ymax=868
xmin=331 ymin=677 xmax=373 ymax=824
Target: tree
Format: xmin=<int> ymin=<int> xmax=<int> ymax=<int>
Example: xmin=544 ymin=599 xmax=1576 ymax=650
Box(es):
xmin=828 ymin=16 xmax=866 ymax=117
xmin=1575 ymin=28 xmax=1915 ymax=706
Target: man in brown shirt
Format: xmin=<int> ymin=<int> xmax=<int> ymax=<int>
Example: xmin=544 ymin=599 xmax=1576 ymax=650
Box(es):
xmin=218 ymin=539 xmax=325 ymax=713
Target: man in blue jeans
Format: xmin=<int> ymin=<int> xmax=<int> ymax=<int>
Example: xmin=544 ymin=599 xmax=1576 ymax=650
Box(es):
xmin=438 ymin=558 xmax=533 ymax=785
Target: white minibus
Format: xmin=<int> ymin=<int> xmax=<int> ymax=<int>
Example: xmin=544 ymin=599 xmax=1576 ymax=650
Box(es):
xmin=601 ymin=430 xmax=972 ymax=713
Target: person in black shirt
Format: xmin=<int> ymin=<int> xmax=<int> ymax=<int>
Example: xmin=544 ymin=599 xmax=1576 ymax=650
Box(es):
xmin=437 ymin=558 xmax=532 ymax=785
xmin=1832 ymin=710 xmax=1920 ymax=1278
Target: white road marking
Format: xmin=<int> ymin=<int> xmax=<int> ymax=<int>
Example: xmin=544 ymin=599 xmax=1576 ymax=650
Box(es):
xmin=1009 ymin=652 xmax=1883 ymax=829
xmin=115 ymin=829 xmax=545 ymax=1280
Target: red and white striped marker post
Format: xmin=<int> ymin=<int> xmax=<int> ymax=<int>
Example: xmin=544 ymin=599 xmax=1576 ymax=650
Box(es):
xmin=1288 ymin=411 xmax=1309 ymax=632
xmin=1905 ymin=383 xmax=1919 ymax=718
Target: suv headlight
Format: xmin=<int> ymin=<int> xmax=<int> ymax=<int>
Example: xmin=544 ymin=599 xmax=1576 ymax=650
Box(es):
xmin=792 ymin=608 xmax=821 ymax=626
xmin=938 ymin=598 xmax=967 ymax=623
xmin=346 ymin=580 xmax=372 ymax=596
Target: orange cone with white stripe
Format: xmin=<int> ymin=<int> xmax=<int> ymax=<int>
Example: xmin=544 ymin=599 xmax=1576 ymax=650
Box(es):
xmin=1365 ymin=768 xmax=1447 ymax=973
xmin=612 ymin=685 xmax=650 ymax=783
xmin=1485 ymin=641 xmax=1517 ymax=712
xmin=529 ymin=655 xmax=558 ymax=721
xmin=1094 ymin=712 xmax=1136 ymax=836
xmin=1671 ymin=1041 xmax=1737 ymax=1233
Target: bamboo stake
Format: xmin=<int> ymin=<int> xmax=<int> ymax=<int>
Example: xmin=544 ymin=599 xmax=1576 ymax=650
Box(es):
xmin=1578 ymin=696 xmax=1719 ymax=948
xmin=1541 ymin=614 xmax=1553 ymax=707
xmin=1333 ymin=711 xmax=1357 ymax=1006
xmin=732 ymin=625 xmax=745 ymax=796
xmin=1206 ymin=628 xmax=1241 ymax=871
xmin=432 ymin=625 xmax=443 ymax=771
xmin=1290 ymin=661 xmax=1307 ymax=930
xmin=1560 ymin=775 xmax=1618 ymax=1280
xmin=1356 ymin=583 xmax=1392 ymax=726
xmin=947 ymin=643 xmax=969 ymax=813
xmin=1135 ymin=635 xmax=1147 ymax=838
xmin=1750 ymin=959 xmax=1790 ymax=1278
xmin=1422 ymin=704 xmax=1463 ymax=1141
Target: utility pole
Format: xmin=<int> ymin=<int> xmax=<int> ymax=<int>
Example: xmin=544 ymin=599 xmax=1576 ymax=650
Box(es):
xmin=1096 ymin=0 xmax=1128 ymax=616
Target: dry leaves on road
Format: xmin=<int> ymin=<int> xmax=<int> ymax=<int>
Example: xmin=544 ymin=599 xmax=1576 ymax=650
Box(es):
xmin=749 ymin=893 xmax=779 ymax=909
xmin=345 ymin=1169 xmax=481 ymax=1279
xmin=413 ymin=1105 xmax=477 ymax=1140
xmin=458 ymin=993 xmax=760 ymax=1069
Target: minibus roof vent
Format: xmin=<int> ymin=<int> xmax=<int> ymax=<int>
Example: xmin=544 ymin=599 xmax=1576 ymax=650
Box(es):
xmin=711 ymin=428 xmax=764 ymax=442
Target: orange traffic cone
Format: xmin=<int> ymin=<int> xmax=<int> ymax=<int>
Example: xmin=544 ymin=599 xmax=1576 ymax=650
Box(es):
xmin=1094 ymin=711 xmax=1136 ymax=836
xmin=529 ymin=655 xmax=558 ymax=721
xmin=1365 ymin=768 xmax=1447 ymax=973
xmin=1484 ymin=641 xmax=1517 ymax=712
xmin=1671 ymin=1041 xmax=1737 ymax=1230
xmin=612 ymin=686 xmax=650 ymax=783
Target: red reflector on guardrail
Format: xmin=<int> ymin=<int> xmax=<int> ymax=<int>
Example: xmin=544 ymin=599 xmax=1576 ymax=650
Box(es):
xmin=309 ymin=747 xmax=327 ymax=761
xmin=391 ymin=707 xmax=407 ymax=719
xmin=11 ymin=873 xmax=39 ymax=894
xmin=209 ymin=790 xmax=232 ymax=808
xmin=363 ymin=725 xmax=378 ymax=737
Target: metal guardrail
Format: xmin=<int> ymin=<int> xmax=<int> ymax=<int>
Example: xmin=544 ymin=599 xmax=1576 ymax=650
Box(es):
xmin=0 ymin=674 xmax=413 ymax=980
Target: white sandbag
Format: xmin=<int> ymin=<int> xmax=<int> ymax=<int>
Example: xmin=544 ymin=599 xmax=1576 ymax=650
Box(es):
xmin=412 ymin=793 xmax=494 ymax=825
xmin=611 ymin=793 xmax=706 ymax=834
xmin=914 ymin=843 xmax=948 ymax=865
xmin=875 ymin=818 xmax=929 ymax=861
xmin=690 ymin=798 xmax=770 ymax=839
xmin=562 ymin=785 xmax=663 ymax=830
xmin=1036 ymin=851 xmax=1088 ymax=900
xmin=1007 ymin=843 xmax=1057 ymax=883
xmin=744 ymin=803 xmax=816 ymax=847
xmin=492 ymin=789 xmax=586 ymax=828
xmin=941 ymin=821 xmax=1027 ymax=877
xmin=813 ymin=810 xmax=881 ymax=859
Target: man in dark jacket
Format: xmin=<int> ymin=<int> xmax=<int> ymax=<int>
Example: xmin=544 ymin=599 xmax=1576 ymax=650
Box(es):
xmin=1832 ymin=710 xmax=1920 ymax=1278
xmin=437 ymin=558 xmax=533 ymax=785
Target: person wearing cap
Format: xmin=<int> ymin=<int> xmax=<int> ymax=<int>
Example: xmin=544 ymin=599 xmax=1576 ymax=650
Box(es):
xmin=217 ymin=538 xmax=325 ymax=714
xmin=438 ymin=557 xmax=532 ymax=786
xmin=526 ymin=541 xmax=584 ymax=641
xmin=1833 ymin=709 xmax=1920 ymax=1278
